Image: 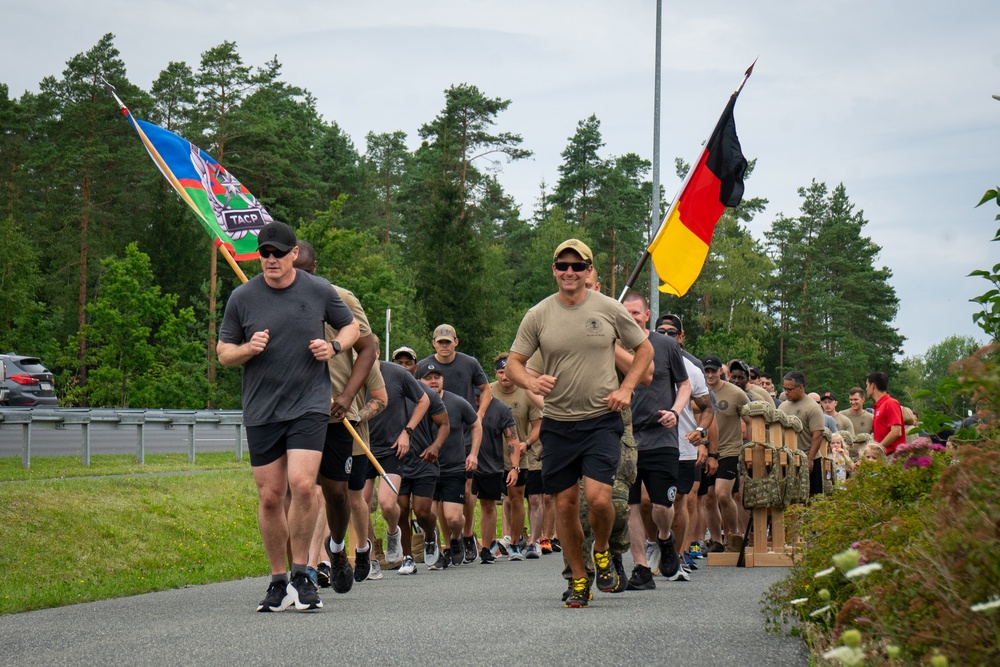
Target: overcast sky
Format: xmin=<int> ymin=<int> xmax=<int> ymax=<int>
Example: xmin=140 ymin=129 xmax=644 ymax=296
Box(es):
xmin=3 ymin=0 xmax=998 ymax=359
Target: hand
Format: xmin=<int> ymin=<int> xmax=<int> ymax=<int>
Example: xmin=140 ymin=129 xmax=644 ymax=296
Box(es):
xmin=531 ymin=374 xmax=557 ymax=397
xmin=420 ymin=446 xmax=439 ymax=464
xmin=601 ymin=387 xmax=632 ymax=413
xmin=310 ymin=338 xmax=334 ymax=361
xmin=704 ymin=457 xmax=719 ymax=476
xmin=465 ymin=454 xmax=479 ymax=473
xmin=330 ymin=394 xmax=352 ymax=421
xmin=249 ymin=329 xmax=269 ymax=355
xmin=695 ymin=444 xmax=707 ymax=466
xmin=506 ymin=468 xmax=519 ymax=488
xmin=657 ymin=409 xmax=678 ymax=428
xmin=685 ymin=429 xmax=704 ymax=447
xmin=392 ymin=431 xmax=411 ymax=459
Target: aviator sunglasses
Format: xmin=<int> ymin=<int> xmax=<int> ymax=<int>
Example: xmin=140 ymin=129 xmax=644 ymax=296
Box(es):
xmin=553 ymin=260 xmax=592 ymax=272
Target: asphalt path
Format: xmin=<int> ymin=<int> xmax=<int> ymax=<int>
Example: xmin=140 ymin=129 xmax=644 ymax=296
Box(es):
xmin=1 ymin=548 xmax=807 ymax=666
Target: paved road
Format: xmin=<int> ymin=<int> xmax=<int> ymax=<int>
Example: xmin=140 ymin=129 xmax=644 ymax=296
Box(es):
xmin=1 ymin=550 xmax=806 ymax=666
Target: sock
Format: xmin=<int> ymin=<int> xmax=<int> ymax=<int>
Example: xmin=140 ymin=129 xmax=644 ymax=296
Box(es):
xmin=290 ymin=563 xmax=307 ymax=576
xmin=356 ymin=540 xmax=370 ymax=554
xmin=328 ymin=538 xmax=345 ymax=554
xmin=271 ymin=573 xmax=288 ymax=584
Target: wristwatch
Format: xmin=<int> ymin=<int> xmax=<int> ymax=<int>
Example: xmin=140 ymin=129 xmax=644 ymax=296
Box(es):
xmin=695 ymin=426 xmax=707 ymax=438
xmin=404 ymin=426 xmax=414 ymax=436
xmin=331 ymin=340 xmax=341 ymax=356
xmin=708 ymin=452 xmax=719 ymax=459
xmin=514 ymin=466 xmax=521 ymax=472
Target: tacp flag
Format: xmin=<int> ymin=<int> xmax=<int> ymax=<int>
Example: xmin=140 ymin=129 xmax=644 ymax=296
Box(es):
xmin=648 ymin=94 xmax=747 ymax=296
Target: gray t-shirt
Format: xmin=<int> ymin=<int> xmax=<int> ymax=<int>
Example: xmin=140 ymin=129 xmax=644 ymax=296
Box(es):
xmin=416 ymin=352 xmax=488 ymax=407
xmin=437 ymin=390 xmax=479 ymax=476
xmin=631 ymin=331 xmax=689 ymax=451
xmin=218 ymin=270 xmax=355 ymax=426
xmin=478 ymin=396 xmax=516 ymax=476
xmin=400 ymin=383 xmax=446 ymax=479
xmin=368 ymin=361 xmax=427 ymax=459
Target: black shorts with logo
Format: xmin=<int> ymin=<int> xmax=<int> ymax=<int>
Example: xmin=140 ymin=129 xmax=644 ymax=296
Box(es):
xmin=472 ymin=472 xmax=504 ymax=502
xmin=434 ymin=472 xmax=467 ymax=504
xmin=246 ymin=412 xmax=327 ymax=468
xmin=320 ymin=421 xmax=355 ymax=482
xmin=628 ymin=447 xmax=680 ymax=507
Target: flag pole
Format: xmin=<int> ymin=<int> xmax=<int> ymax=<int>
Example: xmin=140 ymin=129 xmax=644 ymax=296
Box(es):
xmin=105 ymin=83 xmax=249 ymax=284
xmin=617 ymin=60 xmax=756 ymax=303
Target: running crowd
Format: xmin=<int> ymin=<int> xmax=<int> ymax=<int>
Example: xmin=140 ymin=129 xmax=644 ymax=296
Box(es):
xmin=219 ymin=223 xmax=915 ymax=611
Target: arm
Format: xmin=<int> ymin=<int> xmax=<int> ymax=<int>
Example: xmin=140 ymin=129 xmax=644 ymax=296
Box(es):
xmin=217 ymin=330 xmax=268 ymax=366
xmin=357 ymin=386 xmax=387 ymax=423
xmin=808 ymin=429 xmax=824 ymax=470
xmin=704 ymin=418 xmax=719 ymax=476
xmin=657 ymin=378 xmax=692 ymax=429
xmin=393 ymin=392 xmax=430 ymax=459
xmin=878 ymin=424 xmax=902 ymax=451
xmin=603 ymin=338 xmax=654 ymax=412
xmin=615 ymin=345 xmax=653 ymax=386
xmin=465 ymin=417 xmax=483 ymax=473
xmin=476 ymin=382 xmax=493 ymax=420
xmin=685 ymin=393 xmax=715 ymax=465
xmin=505 ymin=423 xmax=524 ymax=487
xmin=506 ymin=351 xmax=556 ymax=397
xmin=420 ymin=411 xmax=450 ymax=463
xmin=329 ymin=331 xmax=376 ymax=420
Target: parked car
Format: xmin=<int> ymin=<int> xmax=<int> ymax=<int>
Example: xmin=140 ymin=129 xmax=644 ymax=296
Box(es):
xmin=0 ymin=353 xmax=59 ymax=407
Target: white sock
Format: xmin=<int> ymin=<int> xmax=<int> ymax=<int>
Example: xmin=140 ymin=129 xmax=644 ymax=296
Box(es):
xmin=328 ymin=538 xmax=345 ymax=554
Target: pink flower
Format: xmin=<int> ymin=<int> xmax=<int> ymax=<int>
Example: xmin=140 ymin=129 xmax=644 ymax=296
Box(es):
xmin=903 ymin=456 xmax=933 ymax=470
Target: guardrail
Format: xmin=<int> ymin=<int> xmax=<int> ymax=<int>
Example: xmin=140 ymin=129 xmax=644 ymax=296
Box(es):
xmin=0 ymin=407 xmax=246 ymax=468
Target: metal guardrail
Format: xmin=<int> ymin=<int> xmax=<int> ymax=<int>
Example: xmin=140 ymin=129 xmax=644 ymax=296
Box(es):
xmin=0 ymin=407 xmax=246 ymax=468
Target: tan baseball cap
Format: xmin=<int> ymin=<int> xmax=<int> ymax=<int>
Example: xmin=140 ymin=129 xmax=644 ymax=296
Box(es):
xmin=391 ymin=346 xmax=417 ymax=361
xmin=553 ymin=238 xmax=593 ymax=263
xmin=433 ymin=324 xmax=457 ymax=342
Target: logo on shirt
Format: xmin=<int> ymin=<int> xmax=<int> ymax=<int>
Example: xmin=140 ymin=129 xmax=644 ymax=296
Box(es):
xmin=585 ymin=318 xmax=605 ymax=336
xmin=718 ymin=400 xmax=730 ymax=411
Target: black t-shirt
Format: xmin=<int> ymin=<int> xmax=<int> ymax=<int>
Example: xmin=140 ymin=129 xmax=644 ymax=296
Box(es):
xmin=399 ymin=383 xmax=446 ymax=479
xmin=437 ymin=390 xmax=479 ymax=476
xmin=368 ymin=361 xmax=427 ymax=459
xmin=631 ymin=331 xmax=689 ymax=451
xmin=478 ymin=397 xmax=516 ymax=476
xmin=416 ymin=352 xmax=488 ymax=406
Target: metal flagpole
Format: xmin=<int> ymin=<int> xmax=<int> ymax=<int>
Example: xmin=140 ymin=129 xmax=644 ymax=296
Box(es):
xmin=648 ymin=0 xmax=663 ymax=316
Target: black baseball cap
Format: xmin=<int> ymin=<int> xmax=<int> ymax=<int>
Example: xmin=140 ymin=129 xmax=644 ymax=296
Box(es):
xmin=656 ymin=314 xmax=682 ymax=332
xmin=702 ymin=355 xmax=723 ymax=370
xmin=257 ymin=221 xmax=296 ymax=251
xmin=417 ymin=363 xmax=443 ymax=380
xmin=820 ymin=391 xmax=837 ymax=401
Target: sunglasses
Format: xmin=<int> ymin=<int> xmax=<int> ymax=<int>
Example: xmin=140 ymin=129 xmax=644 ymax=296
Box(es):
xmin=259 ymin=247 xmax=291 ymax=259
xmin=554 ymin=261 xmax=592 ymax=272
xmin=661 ymin=328 xmax=679 ymax=338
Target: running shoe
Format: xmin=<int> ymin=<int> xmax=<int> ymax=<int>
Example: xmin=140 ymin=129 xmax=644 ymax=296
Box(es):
xmin=688 ymin=542 xmax=703 ymax=559
xmin=645 ymin=539 xmax=661 ymax=575
xmin=385 ymin=528 xmax=403 ymax=566
xmin=354 ymin=540 xmax=372 ymax=582
xmin=508 ymin=545 xmax=525 ymax=561
xmin=287 ymin=571 xmax=323 ymax=611
xmin=564 ymin=577 xmax=592 ymax=608
xmin=463 ymin=535 xmax=478 ymax=564
xmin=450 ymin=538 xmax=464 ymax=567
xmin=316 ymin=562 xmax=332 ymax=588
xmin=367 ymin=560 xmax=383 ymax=580
xmin=683 ymin=553 xmax=699 ymax=571
xmin=610 ymin=554 xmax=627 ymax=593
xmin=539 ymin=537 xmax=553 ymax=555
xmin=525 ymin=542 xmax=541 ymax=559
xmin=593 ymin=549 xmax=619 ymax=592
xmin=424 ymin=529 xmax=440 ymax=567
xmin=428 ymin=552 xmax=449 ymax=570
xmin=257 ymin=580 xmax=292 ymax=613
xmin=626 ymin=564 xmax=656 ymax=590
xmin=480 ymin=546 xmax=496 ymax=564
xmin=398 ymin=555 xmax=416 ymax=575
xmin=658 ymin=533 xmax=682 ymax=581
xmin=306 ymin=566 xmax=319 ymax=587
xmin=497 ymin=536 xmax=512 ymax=555
xmin=550 ymin=537 xmax=562 ymax=552
xmin=326 ymin=540 xmax=354 ymax=594
xmin=489 ymin=540 xmax=503 ymax=559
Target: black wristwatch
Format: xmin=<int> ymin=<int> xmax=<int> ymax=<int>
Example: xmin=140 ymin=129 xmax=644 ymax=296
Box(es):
xmin=708 ymin=453 xmax=719 ymax=459
xmin=331 ymin=340 xmax=341 ymax=356
xmin=404 ymin=426 xmax=414 ymax=436
xmin=695 ymin=426 xmax=707 ymax=438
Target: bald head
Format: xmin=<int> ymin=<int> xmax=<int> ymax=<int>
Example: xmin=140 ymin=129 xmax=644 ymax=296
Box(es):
xmin=293 ymin=240 xmax=317 ymax=274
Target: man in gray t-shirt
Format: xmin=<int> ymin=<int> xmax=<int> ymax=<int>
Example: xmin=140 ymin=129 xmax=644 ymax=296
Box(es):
xmin=218 ymin=221 xmax=358 ymax=613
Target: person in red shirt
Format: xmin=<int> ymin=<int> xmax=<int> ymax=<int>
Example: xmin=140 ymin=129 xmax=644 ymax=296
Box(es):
xmin=865 ymin=371 xmax=907 ymax=455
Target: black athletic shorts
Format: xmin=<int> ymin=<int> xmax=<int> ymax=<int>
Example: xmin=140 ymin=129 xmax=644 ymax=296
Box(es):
xmin=628 ymin=448 xmax=680 ymax=507
xmin=435 ymin=472 xmax=467 ymax=504
xmin=525 ymin=469 xmax=543 ymax=496
xmin=699 ymin=467 xmax=714 ymax=496
xmin=472 ymin=472 xmax=504 ymax=502
xmin=365 ymin=453 xmax=401 ymax=479
xmin=541 ymin=412 xmax=623 ymax=494
xmin=500 ymin=469 xmax=527 ymax=496
xmin=246 ymin=412 xmax=327 ymax=468
xmin=715 ymin=455 xmax=740 ymax=493
xmin=348 ymin=454 xmax=368 ymax=491
xmin=319 ymin=421 xmax=355 ymax=481
xmin=809 ymin=457 xmax=824 ymax=496
xmin=677 ymin=459 xmax=699 ymax=495
xmin=399 ymin=475 xmax=436 ymax=499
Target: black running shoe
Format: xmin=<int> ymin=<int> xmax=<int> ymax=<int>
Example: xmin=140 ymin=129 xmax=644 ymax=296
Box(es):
xmin=463 ymin=535 xmax=477 ymax=564
xmin=626 ymin=564 xmax=656 ymax=590
xmin=450 ymin=538 xmax=464 ymax=567
xmin=480 ymin=546 xmax=495 ymax=564
xmin=287 ymin=571 xmax=323 ymax=611
xmin=610 ymin=554 xmax=627 ymax=593
xmin=316 ymin=562 xmax=332 ymax=588
xmin=658 ymin=533 xmax=682 ymax=581
xmin=257 ymin=580 xmax=291 ymax=612
xmin=593 ymin=549 xmax=619 ymax=592
xmin=564 ymin=577 xmax=592 ymax=608
xmin=327 ymin=542 xmax=354 ymax=594
xmin=428 ymin=552 xmax=449 ymax=570
xmin=550 ymin=537 xmax=562 ymax=553
xmin=354 ymin=540 xmax=372 ymax=582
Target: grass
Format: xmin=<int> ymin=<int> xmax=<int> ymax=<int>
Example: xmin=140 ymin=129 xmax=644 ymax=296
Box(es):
xmin=0 ymin=452 xmax=252 ymax=481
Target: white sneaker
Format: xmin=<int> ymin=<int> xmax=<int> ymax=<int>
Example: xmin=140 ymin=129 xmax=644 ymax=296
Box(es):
xmin=398 ymin=556 xmax=416 ymax=575
xmin=368 ymin=560 xmax=383 ymax=580
xmin=423 ymin=528 xmax=440 ymax=567
xmin=385 ymin=528 xmax=403 ymax=566
xmin=645 ymin=540 xmax=661 ymax=575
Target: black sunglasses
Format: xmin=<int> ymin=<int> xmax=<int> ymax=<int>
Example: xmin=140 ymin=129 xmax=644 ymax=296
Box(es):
xmin=259 ymin=247 xmax=291 ymax=259
xmin=554 ymin=261 xmax=592 ymax=272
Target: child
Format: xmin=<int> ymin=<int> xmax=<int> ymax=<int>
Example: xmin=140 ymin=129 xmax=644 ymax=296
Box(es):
xmin=830 ymin=432 xmax=854 ymax=482
xmin=859 ymin=442 xmax=886 ymax=464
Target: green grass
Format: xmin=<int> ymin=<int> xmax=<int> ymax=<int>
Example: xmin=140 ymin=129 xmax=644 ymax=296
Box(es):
xmin=0 ymin=452 xmax=252 ymax=481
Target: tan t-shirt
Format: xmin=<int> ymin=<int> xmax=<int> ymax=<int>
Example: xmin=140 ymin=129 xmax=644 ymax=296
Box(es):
xmin=491 ymin=381 xmax=543 ymax=471
xmin=511 ymin=290 xmax=646 ymax=422
xmin=780 ymin=396 xmax=827 ymax=456
xmin=747 ymin=383 xmax=773 ymax=405
xmin=325 ymin=286 xmax=373 ymax=399
xmin=833 ymin=411 xmax=855 ymax=436
xmin=347 ymin=361 xmax=386 ymax=456
xmin=839 ymin=408 xmax=873 ymax=435
xmin=712 ymin=381 xmax=750 ymax=458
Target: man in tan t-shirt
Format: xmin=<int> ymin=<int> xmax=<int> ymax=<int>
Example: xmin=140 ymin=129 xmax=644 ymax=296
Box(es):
xmin=506 ymin=238 xmax=653 ymax=608
xmin=778 ymin=371 xmax=827 ymax=497
xmin=839 ymin=387 xmax=874 ymax=435
xmin=819 ymin=391 xmax=855 ymax=436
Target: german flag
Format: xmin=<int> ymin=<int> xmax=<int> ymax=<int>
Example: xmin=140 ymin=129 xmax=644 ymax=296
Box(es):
xmin=649 ymin=93 xmax=747 ymax=296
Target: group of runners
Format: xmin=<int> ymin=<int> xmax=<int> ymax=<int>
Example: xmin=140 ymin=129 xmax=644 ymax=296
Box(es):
xmin=220 ymin=222 xmax=899 ymax=612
